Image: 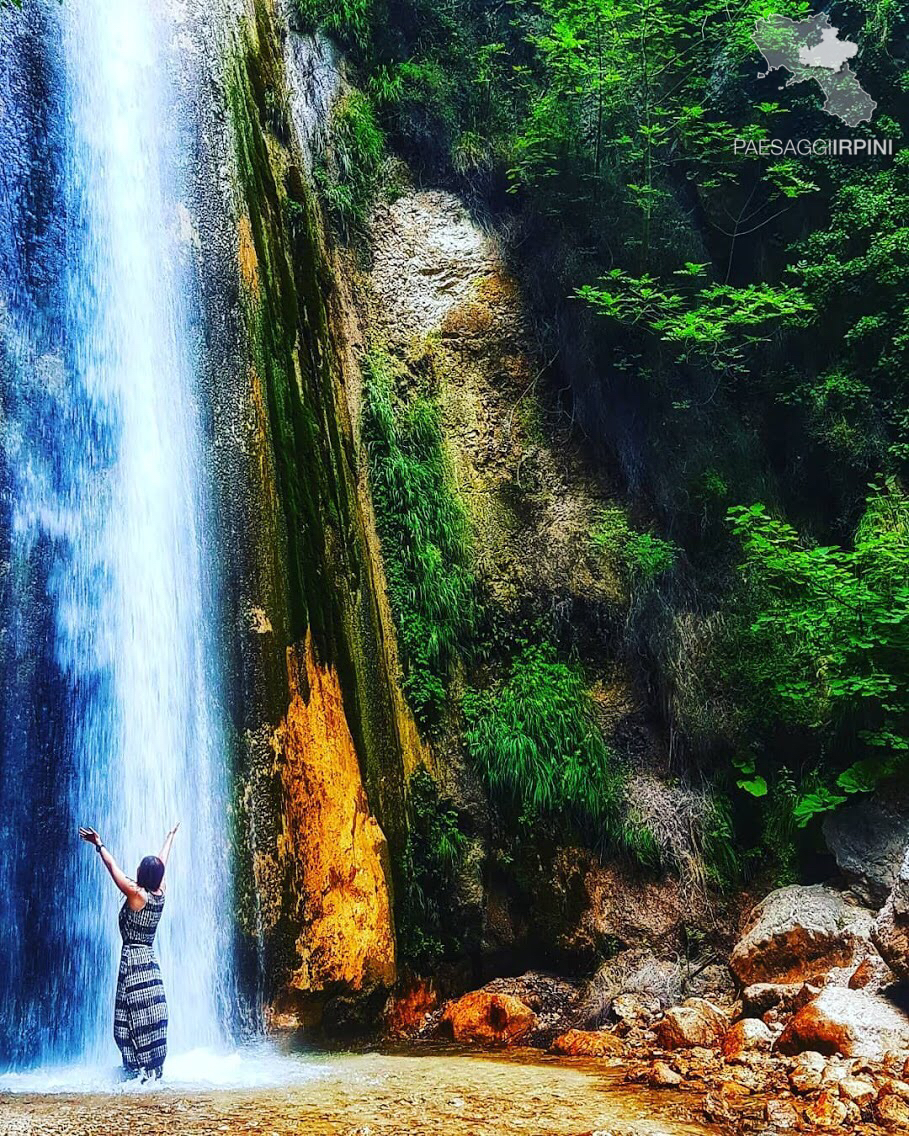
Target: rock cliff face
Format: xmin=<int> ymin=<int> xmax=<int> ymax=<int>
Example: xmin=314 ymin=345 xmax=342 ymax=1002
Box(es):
xmin=220 ymin=0 xmax=414 ymax=1025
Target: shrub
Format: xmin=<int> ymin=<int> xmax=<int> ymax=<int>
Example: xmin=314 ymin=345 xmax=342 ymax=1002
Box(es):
xmin=592 ymin=506 xmax=677 ymax=582
xmin=315 ymin=90 xmax=386 ymax=233
xmin=462 ymin=642 xmax=623 ymax=840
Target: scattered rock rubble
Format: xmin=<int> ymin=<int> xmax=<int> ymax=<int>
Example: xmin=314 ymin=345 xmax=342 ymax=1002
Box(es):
xmin=384 ymin=875 xmax=909 ymax=1133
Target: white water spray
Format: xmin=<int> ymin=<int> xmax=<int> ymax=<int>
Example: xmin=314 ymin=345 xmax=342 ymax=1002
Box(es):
xmin=0 ymin=0 xmax=232 ymax=1069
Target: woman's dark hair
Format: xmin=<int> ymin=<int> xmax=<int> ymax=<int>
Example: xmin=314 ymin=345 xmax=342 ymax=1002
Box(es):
xmin=137 ymin=855 xmax=165 ymax=892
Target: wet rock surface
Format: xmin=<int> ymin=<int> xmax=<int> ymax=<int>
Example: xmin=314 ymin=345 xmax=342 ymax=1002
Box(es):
xmin=270 ymin=635 xmax=396 ymax=1011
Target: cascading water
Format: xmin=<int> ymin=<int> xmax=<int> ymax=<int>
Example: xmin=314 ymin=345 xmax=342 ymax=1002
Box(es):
xmin=0 ymin=0 xmax=233 ymax=1071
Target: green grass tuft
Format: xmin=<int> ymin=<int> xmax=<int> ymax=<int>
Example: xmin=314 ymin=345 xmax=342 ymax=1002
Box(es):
xmin=462 ymin=642 xmax=624 ymax=841
xmin=315 ymin=90 xmax=386 ymax=234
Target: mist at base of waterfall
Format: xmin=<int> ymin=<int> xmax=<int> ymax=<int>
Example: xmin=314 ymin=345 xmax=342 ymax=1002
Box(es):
xmin=0 ymin=1043 xmax=334 ymax=1094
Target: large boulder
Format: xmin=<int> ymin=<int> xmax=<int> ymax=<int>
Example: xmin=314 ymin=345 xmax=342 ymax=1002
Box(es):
xmin=654 ymin=998 xmax=729 ymax=1050
xmin=849 ymin=953 xmax=897 ymax=992
xmin=777 ymin=987 xmax=909 ymax=1060
xmin=440 ymin=990 xmax=537 ymax=1046
xmin=481 ymin=971 xmax=580 ymax=1046
xmin=874 ymin=852 xmax=909 ymax=981
xmin=742 ymin=981 xmax=819 ymax=1018
xmin=730 ymin=884 xmax=874 ymax=986
xmin=722 ymin=1017 xmax=773 ymax=1063
xmin=824 ymin=790 xmax=909 ymax=906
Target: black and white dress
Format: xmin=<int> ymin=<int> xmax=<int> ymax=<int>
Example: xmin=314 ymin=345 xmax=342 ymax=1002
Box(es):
xmin=114 ymin=891 xmax=168 ymax=1077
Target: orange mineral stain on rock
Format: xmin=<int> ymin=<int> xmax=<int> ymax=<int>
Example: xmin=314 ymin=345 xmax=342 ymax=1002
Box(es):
xmin=237 ymin=213 xmax=260 ymax=296
xmin=384 ymin=976 xmax=438 ymax=1037
xmin=275 ymin=632 xmax=396 ymax=996
xmin=550 ymin=1029 xmax=624 ymax=1057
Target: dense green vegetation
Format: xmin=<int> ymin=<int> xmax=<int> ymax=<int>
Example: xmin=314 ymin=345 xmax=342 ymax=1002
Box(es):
xmin=397 ymin=768 xmax=473 ymax=971
xmin=362 ymin=346 xmax=645 ymax=863
xmin=362 ymin=347 xmax=477 ymax=727
xmin=301 ymin=0 xmax=909 ymax=875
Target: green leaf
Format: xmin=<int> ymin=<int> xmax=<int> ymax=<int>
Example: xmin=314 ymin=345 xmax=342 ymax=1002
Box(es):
xmin=736 ymin=775 xmax=768 ymax=798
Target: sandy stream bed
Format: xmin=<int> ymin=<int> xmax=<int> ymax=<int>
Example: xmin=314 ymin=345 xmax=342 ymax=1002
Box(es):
xmin=0 ymin=1048 xmax=725 ymax=1136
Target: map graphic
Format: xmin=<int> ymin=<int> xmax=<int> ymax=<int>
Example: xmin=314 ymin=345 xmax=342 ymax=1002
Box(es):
xmin=753 ymin=13 xmax=876 ymax=127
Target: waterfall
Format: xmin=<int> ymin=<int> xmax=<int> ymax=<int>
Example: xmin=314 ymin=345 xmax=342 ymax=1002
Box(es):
xmin=0 ymin=0 xmax=233 ymax=1070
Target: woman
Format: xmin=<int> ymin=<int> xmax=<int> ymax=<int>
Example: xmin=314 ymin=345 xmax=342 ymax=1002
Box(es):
xmin=79 ymin=823 xmax=180 ymax=1081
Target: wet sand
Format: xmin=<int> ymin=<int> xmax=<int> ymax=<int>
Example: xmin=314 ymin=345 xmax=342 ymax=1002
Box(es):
xmin=0 ymin=1048 xmax=723 ymax=1136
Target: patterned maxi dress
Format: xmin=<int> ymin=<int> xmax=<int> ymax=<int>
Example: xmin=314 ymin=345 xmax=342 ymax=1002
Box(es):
xmin=114 ymin=891 xmax=168 ymax=1076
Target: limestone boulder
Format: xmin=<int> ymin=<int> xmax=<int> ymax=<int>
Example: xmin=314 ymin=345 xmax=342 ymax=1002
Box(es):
xmin=804 ymin=1089 xmax=851 ymax=1129
xmin=824 ymin=789 xmax=909 ymax=906
xmin=875 ymin=1082 xmax=909 ymax=1129
xmin=838 ymin=1076 xmax=876 ymax=1107
xmin=722 ymin=1017 xmax=773 ymax=1063
xmin=482 ymin=971 xmax=580 ymax=1047
xmin=440 ymin=991 xmax=536 ymax=1046
xmin=654 ymin=998 xmax=729 ymax=1050
xmin=742 ymin=980 xmax=819 ymax=1018
xmin=648 ymin=1060 xmax=682 ymax=1087
xmin=849 ymin=953 xmax=897 ymax=993
xmin=874 ymin=878 xmax=909 ymax=983
xmin=730 ymin=884 xmax=874 ymax=986
xmin=789 ymin=1050 xmax=826 ymax=1092
xmin=778 ymin=987 xmax=909 ymax=1060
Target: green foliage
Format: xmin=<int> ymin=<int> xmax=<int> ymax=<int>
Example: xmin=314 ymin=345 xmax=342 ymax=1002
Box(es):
xmin=362 ymin=348 xmax=476 ymax=727
xmin=579 ymin=269 xmax=813 ymax=376
xmin=791 ymin=154 xmax=909 ymax=469
xmin=306 ymin=0 xmax=909 ymax=874
xmin=702 ymin=791 xmax=743 ymax=889
xmin=315 ymin=90 xmax=386 ymax=233
xmin=397 ymin=768 xmax=470 ymax=972
xmin=728 ymin=483 xmax=909 ymax=817
xmin=463 ymin=643 xmax=624 ymax=840
xmin=760 ymin=770 xmax=800 ymax=885
xmin=592 ymin=505 xmax=677 ymax=581
xmin=295 ymin=0 xmax=373 ymax=48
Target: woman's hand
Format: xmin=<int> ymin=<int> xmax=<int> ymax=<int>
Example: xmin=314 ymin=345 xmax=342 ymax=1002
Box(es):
xmin=79 ymin=826 xmax=103 ymax=848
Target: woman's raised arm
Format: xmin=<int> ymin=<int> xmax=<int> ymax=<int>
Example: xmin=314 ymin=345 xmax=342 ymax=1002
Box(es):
xmin=158 ymin=822 xmax=180 ymax=867
xmin=79 ymin=827 xmax=143 ymax=905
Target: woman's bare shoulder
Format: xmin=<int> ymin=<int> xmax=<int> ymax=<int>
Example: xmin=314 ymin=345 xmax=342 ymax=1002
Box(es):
xmin=127 ymin=889 xmax=148 ymax=912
